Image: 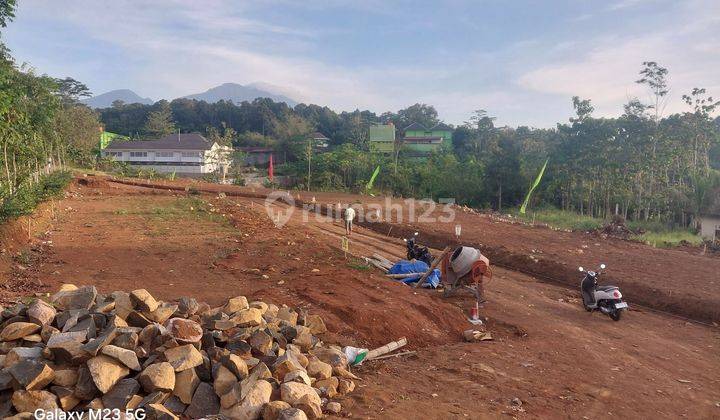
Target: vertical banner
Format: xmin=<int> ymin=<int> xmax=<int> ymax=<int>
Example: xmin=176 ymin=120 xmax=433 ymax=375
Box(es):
xmin=520 ymin=158 xmax=549 ymax=214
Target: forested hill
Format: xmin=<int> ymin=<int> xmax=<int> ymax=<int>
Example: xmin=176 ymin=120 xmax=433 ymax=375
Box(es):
xmin=98 ymin=85 xmax=720 ymax=228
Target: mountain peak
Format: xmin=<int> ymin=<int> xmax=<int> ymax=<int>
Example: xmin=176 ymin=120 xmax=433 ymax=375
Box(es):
xmin=183 ymin=82 xmax=297 ymax=106
xmin=82 ymin=89 xmax=153 ymax=108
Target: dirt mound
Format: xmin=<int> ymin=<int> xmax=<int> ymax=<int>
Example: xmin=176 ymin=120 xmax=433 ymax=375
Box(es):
xmin=76 ymin=175 xmax=110 ymax=189
xmin=594 ymin=215 xmax=637 ymax=239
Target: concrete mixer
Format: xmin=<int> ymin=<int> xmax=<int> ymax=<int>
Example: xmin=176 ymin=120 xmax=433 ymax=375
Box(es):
xmin=441 ymin=246 xmax=492 ymax=304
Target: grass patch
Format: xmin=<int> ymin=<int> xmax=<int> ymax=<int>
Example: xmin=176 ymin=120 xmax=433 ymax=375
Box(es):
xmin=347 ymin=258 xmax=372 ymax=271
xmin=631 ymin=230 xmax=703 ymax=248
xmin=515 ymin=208 xmax=604 ymax=231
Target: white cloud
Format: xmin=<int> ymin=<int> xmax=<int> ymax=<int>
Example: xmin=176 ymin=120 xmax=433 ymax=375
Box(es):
xmin=5 ymin=0 xmax=719 ymax=127
xmin=518 ymin=1 xmax=720 ymax=119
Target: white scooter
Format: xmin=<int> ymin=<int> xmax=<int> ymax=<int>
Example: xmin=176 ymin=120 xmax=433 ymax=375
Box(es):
xmin=579 ymin=264 xmax=628 ymax=321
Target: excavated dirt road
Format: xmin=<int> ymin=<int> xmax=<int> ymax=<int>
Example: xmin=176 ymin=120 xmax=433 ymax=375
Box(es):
xmin=105 ymin=176 xmax=720 ymax=324
xmin=1 ymin=178 xmax=718 ymax=418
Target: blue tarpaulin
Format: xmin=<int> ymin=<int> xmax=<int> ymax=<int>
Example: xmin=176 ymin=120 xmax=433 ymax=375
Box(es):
xmin=388 ymin=260 xmax=441 ymax=288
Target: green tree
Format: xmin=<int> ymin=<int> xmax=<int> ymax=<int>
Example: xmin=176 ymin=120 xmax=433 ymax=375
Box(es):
xmin=0 ymin=0 xmax=16 ymax=28
xmin=143 ymin=101 xmax=176 ymax=137
xmin=636 ymin=61 xmax=669 ymax=121
xmin=55 ymin=77 xmax=92 ymax=106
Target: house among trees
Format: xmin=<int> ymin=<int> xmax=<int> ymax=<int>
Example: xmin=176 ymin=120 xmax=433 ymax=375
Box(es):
xmin=369 ymin=123 xmax=396 ymax=153
xmin=401 ymin=122 xmax=453 ymax=157
xmin=699 ymin=192 xmax=720 ymax=242
xmin=311 ymin=131 xmax=330 ymax=150
xmin=103 ymin=133 xmax=232 ymax=176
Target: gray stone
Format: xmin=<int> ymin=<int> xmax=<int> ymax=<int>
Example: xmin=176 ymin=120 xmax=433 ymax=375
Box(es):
xmin=249 ymin=330 xmax=273 ymax=355
xmin=221 ymin=353 xmax=248 ymax=380
xmin=224 ymin=296 xmax=249 ymax=314
xmin=165 ymin=318 xmax=203 ymax=343
xmin=172 ymin=368 xmax=199 ymax=404
xmin=52 ymin=285 xmax=97 ymax=311
xmin=11 ymin=390 xmax=58 ymax=412
xmin=3 ymin=346 xmax=43 ymax=368
xmin=184 ymin=382 xmax=219 ymax=418
xmin=263 ymin=400 xmax=292 ymax=420
xmin=27 ymin=300 xmax=56 ymax=326
xmin=51 ymin=385 xmax=80 ymax=411
xmin=177 ymin=297 xmax=199 ymax=317
xmin=102 ymin=378 xmax=140 ymax=410
xmin=0 ymin=322 xmax=40 ymax=341
xmin=139 ymin=362 xmax=175 ymax=393
xmin=231 ymin=308 xmax=263 ymax=328
xmin=87 ymin=355 xmax=130 ymax=393
xmin=164 ymin=344 xmax=203 ymax=372
xmin=220 ymin=379 xmax=271 ymax=420
xmin=74 ymin=365 xmax=99 ymax=400
xmin=111 ymin=331 xmax=139 ymax=350
xmin=81 ymin=325 xmax=117 ymax=356
xmin=101 ymin=344 xmax=141 ymax=370
xmin=8 ymin=360 xmax=55 ymax=390
xmin=278 ymin=408 xmax=309 ymax=420
xmin=130 ymin=289 xmax=160 ymax=312
xmin=163 ymin=395 xmax=186 ymax=415
xmin=325 ymin=401 xmax=341 ymax=414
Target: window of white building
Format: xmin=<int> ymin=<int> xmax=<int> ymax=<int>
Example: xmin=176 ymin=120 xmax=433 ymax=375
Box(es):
xmin=130 ymin=152 xmax=147 ymax=157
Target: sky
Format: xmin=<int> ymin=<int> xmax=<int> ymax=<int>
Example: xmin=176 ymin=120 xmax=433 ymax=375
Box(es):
xmin=2 ymin=0 xmax=719 ymax=127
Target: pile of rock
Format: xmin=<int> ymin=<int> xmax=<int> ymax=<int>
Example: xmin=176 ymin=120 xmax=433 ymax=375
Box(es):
xmin=0 ymin=285 xmax=357 ymax=419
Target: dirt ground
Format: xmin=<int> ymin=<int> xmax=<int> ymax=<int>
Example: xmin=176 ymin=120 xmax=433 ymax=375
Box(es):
xmin=1 ymin=177 xmax=719 ymax=419
xmin=105 ymin=176 xmax=720 ymax=324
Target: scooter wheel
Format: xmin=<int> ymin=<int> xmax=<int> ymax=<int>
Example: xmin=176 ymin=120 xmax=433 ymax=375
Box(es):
xmin=610 ymin=310 xmax=622 ymax=321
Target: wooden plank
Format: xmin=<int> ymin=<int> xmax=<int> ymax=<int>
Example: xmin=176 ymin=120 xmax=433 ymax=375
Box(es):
xmin=413 ymin=246 xmax=451 ymax=288
xmin=366 ymin=337 xmax=408 ymax=360
xmin=385 ymin=272 xmax=424 ymax=279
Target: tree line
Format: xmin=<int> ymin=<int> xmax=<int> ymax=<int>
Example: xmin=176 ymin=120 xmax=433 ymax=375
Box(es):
xmin=0 ymin=1 xmax=100 ymax=213
xmin=99 ymin=63 xmax=719 ymax=228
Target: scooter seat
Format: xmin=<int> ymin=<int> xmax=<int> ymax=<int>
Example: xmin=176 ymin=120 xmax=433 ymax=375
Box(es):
xmin=596 ymin=285 xmax=618 ymax=292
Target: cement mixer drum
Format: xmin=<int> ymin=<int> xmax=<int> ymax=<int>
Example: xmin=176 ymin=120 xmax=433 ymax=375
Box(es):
xmin=450 ymin=246 xmax=482 ymax=278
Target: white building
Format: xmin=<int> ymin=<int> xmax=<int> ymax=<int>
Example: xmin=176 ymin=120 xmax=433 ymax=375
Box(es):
xmin=699 ymin=192 xmax=720 ymax=242
xmin=103 ymin=133 xmax=231 ymax=176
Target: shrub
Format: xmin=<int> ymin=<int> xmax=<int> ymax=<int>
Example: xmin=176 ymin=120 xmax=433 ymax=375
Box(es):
xmin=0 ymin=171 xmax=72 ymax=223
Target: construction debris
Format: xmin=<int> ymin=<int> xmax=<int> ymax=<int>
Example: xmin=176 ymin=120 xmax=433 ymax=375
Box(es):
xmin=0 ymin=285 xmax=358 ymax=418
xmin=463 ymin=329 xmax=493 ymax=342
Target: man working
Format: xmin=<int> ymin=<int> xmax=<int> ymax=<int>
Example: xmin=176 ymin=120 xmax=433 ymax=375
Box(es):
xmin=344 ymin=205 xmax=356 ymax=236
